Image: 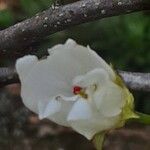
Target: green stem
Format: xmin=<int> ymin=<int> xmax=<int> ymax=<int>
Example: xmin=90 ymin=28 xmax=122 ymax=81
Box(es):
xmin=133 ymin=112 xmax=150 ymax=125
xmin=92 ymin=132 xmax=106 ymax=150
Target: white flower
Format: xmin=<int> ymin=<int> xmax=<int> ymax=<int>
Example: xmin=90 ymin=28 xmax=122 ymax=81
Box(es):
xmin=16 ymin=39 xmax=137 ymax=140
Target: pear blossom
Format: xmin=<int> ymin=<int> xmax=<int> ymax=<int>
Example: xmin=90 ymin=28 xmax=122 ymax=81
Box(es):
xmin=16 ymin=39 xmax=137 ymax=141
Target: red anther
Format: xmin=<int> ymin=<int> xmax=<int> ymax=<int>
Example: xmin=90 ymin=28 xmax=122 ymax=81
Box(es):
xmin=73 ymin=86 xmax=82 ymax=95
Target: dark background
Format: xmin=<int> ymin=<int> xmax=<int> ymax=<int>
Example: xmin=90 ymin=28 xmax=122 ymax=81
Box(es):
xmin=0 ymin=0 xmax=150 ymax=150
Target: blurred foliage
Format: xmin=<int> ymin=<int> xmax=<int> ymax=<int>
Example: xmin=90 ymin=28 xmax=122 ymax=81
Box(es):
xmin=0 ymin=10 xmax=14 ymax=27
xmin=0 ymin=0 xmax=150 ymax=114
xmin=20 ymin=0 xmax=52 ymax=16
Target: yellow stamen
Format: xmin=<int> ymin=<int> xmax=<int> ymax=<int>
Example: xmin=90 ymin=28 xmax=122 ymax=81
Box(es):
xmin=78 ymin=89 xmax=88 ymax=99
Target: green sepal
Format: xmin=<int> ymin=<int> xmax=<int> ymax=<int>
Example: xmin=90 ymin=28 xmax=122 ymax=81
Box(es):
xmin=115 ymin=74 xmax=139 ymax=128
xmin=110 ymin=65 xmax=139 ymax=127
xmin=92 ymin=65 xmax=140 ymax=150
xmin=130 ymin=112 xmax=150 ymax=125
xmin=92 ymin=132 xmax=106 ymax=150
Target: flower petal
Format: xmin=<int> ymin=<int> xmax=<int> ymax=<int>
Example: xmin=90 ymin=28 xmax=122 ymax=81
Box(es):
xmin=16 ymin=55 xmax=38 ymax=80
xmin=16 ymin=39 xmax=118 ymax=131
xmin=87 ymin=45 xmax=115 ymax=80
xmin=17 ymin=56 xmax=73 ymax=114
xmin=69 ymin=116 xmax=120 ymax=140
xmin=69 ymin=121 xmax=98 ymax=140
xmin=67 ymin=99 xmax=92 ymax=121
xmin=73 ymin=68 xmax=110 ymax=88
xmin=38 ymin=98 xmax=61 ymax=119
xmin=39 ymin=96 xmax=77 ymax=127
xmin=48 ymin=39 xmax=115 ymax=80
xmin=94 ymin=83 xmax=125 ymax=117
xmin=16 ymin=39 xmax=115 ymax=116
xmin=67 ymin=100 xmax=97 ymax=139
xmin=68 ymin=100 xmax=119 ymax=139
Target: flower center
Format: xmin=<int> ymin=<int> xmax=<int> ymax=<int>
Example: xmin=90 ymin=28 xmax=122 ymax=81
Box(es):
xmin=73 ymin=86 xmax=82 ymax=95
xmin=73 ymin=86 xmax=88 ymax=99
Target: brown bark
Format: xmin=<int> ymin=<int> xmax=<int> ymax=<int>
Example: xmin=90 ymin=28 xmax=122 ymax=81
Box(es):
xmin=0 ymin=0 xmax=149 ymax=58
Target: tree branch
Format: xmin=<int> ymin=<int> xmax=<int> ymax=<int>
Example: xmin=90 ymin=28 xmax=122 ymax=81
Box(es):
xmin=0 ymin=67 xmax=19 ymax=88
xmin=119 ymin=71 xmax=150 ymax=92
xmin=0 ymin=0 xmax=149 ymax=58
xmin=0 ymin=67 xmax=150 ymax=92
